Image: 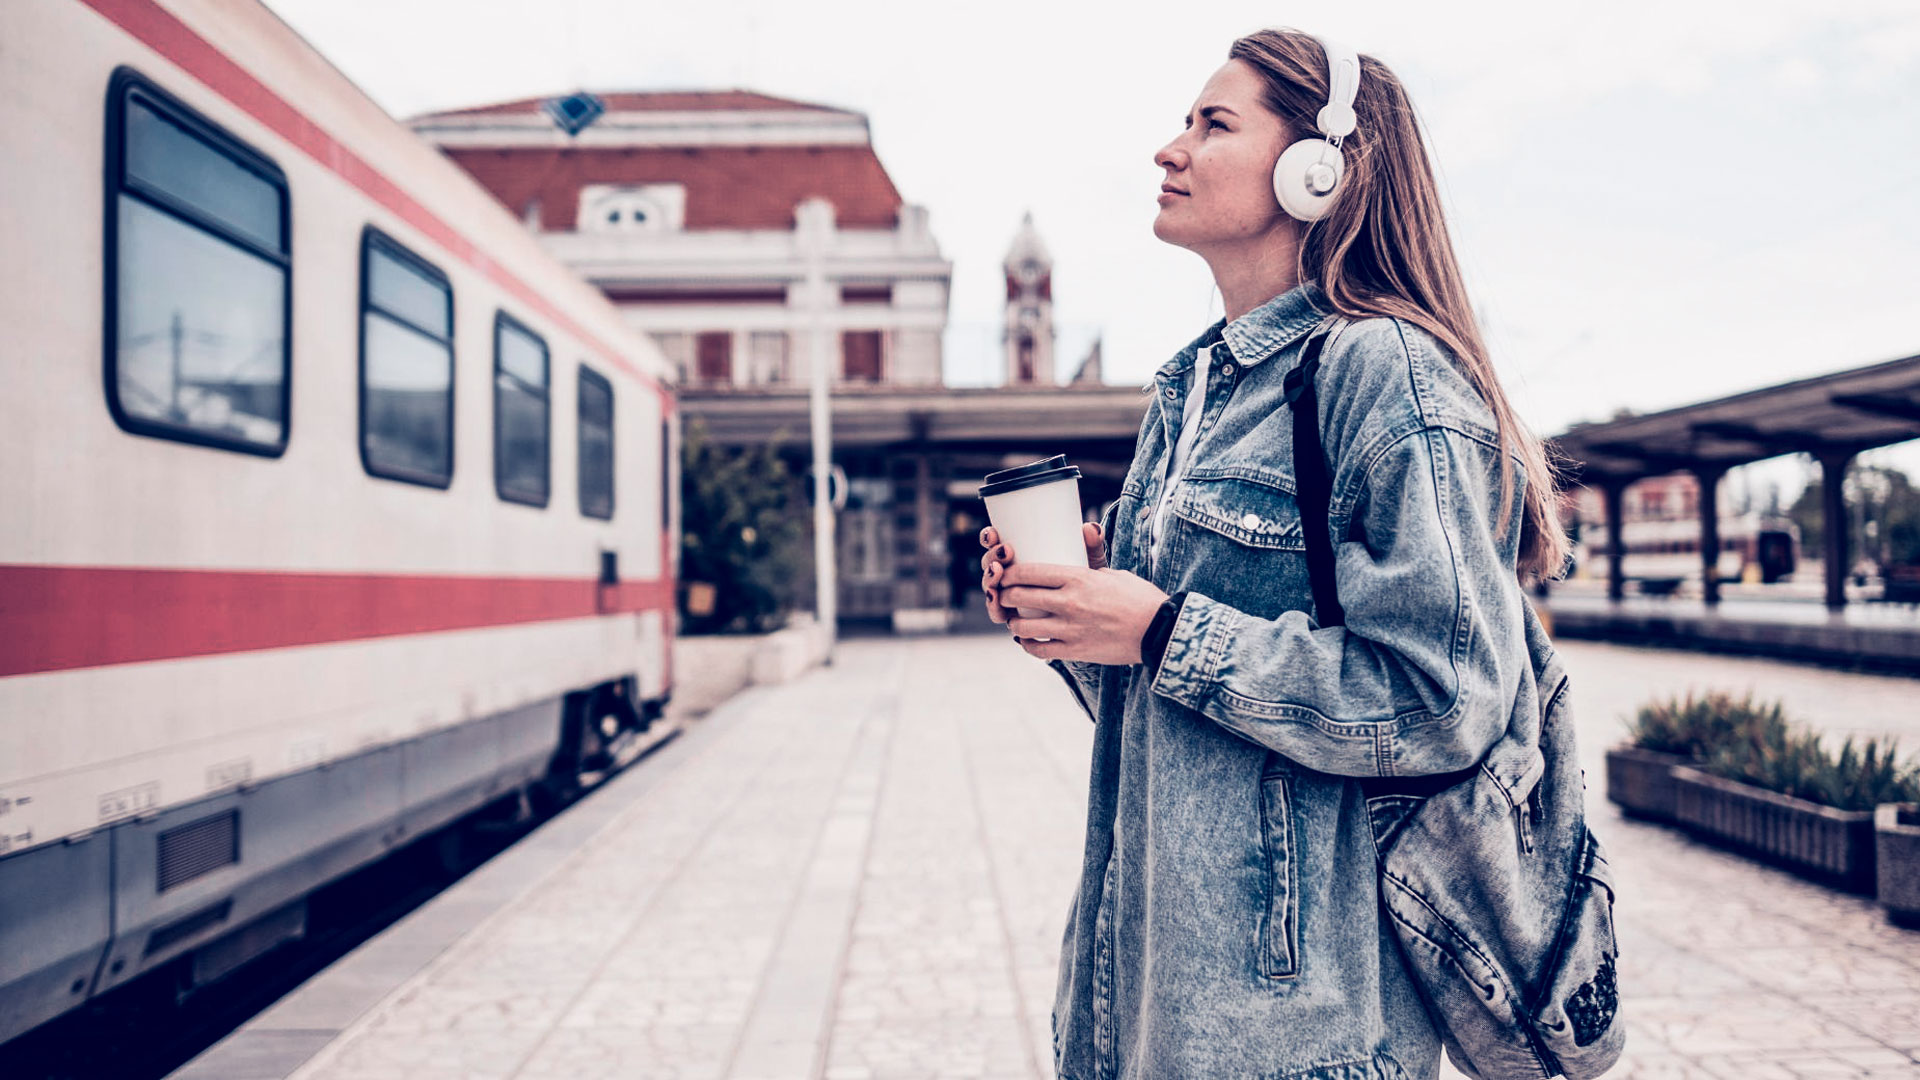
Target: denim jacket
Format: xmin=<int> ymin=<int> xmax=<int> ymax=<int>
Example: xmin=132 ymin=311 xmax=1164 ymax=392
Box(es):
xmin=1046 ymin=281 xmax=1532 ymax=1080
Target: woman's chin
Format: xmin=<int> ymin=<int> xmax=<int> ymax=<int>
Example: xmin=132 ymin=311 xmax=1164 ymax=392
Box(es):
xmin=1150 ymin=213 xmax=1195 ymax=247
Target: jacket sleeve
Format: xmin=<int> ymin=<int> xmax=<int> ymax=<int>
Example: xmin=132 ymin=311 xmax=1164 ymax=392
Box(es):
xmin=1146 ymin=422 xmax=1528 ymax=777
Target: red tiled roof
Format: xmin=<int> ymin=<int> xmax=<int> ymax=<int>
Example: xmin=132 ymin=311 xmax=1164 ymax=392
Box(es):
xmin=416 ymin=90 xmax=848 ymax=120
xmin=442 ymin=146 xmax=904 ymax=230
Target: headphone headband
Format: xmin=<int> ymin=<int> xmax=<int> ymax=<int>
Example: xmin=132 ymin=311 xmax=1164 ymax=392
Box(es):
xmin=1312 ymin=35 xmax=1359 ymax=140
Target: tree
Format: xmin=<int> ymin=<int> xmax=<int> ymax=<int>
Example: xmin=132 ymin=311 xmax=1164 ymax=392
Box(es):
xmin=678 ymin=418 xmax=809 ymax=633
xmin=1787 ymin=460 xmax=1920 ymax=570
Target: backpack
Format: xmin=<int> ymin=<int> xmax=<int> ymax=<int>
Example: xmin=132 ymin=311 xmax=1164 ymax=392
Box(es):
xmin=1283 ymin=317 xmax=1625 ymax=1079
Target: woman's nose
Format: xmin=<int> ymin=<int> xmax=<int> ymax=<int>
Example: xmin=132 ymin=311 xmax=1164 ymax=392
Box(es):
xmin=1154 ymin=141 xmax=1187 ymax=172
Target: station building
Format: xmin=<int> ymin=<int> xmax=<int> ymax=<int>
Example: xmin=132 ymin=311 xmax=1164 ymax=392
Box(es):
xmin=410 ymin=91 xmax=1146 ymax=629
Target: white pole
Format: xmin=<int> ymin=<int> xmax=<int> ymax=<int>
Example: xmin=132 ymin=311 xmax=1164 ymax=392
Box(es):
xmin=799 ymin=198 xmax=838 ymax=657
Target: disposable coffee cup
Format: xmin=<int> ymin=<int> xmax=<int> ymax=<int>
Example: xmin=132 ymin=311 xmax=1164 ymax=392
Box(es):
xmin=979 ymin=455 xmax=1087 ymax=622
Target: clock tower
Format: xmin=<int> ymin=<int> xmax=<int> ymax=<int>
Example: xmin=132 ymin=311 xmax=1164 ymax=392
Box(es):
xmin=1002 ymin=212 xmax=1055 ymax=385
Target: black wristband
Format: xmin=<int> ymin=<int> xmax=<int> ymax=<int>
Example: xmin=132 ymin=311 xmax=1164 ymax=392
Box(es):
xmin=1140 ymin=591 xmax=1189 ymax=677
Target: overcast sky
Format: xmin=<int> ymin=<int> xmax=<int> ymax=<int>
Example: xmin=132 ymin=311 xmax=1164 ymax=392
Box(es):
xmin=260 ymin=0 xmax=1920 ymax=492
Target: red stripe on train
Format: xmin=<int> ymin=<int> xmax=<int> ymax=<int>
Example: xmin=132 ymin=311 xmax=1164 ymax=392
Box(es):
xmin=0 ymin=565 xmax=673 ymax=677
xmin=76 ymin=0 xmax=673 ymax=408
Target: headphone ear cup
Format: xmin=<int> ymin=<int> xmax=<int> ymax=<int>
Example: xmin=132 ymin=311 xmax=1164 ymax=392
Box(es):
xmin=1272 ymin=138 xmax=1345 ymax=222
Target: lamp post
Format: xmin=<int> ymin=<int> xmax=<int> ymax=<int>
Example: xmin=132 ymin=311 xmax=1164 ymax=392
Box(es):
xmin=796 ymin=197 xmax=838 ymax=657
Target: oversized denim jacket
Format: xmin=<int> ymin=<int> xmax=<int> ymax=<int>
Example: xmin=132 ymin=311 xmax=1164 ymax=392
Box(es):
xmin=1045 ymin=281 xmax=1532 ymax=1080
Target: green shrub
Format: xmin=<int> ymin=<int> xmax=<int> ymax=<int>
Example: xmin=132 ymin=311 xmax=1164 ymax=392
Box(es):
xmin=1702 ymin=727 xmax=1920 ymax=812
xmin=679 ymin=418 xmax=808 ymax=634
xmin=1625 ymin=690 xmax=1786 ymax=759
xmin=1627 ymin=689 xmax=1920 ymax=812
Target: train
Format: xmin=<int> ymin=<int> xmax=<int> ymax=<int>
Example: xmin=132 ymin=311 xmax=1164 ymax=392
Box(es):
xmin=1574 ymin=511 xmax=1799 ymax=591
xmin=0 ymin=0 xmax=678 ymax=1045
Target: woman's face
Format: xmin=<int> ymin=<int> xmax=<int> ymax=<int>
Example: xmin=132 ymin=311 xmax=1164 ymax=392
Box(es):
xmin=1153 ymin=59 xmax=1293 ymax=250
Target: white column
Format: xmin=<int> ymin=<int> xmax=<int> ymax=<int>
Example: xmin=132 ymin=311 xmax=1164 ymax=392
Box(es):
xmin=797 ymin=198 xmax=838 ymax=652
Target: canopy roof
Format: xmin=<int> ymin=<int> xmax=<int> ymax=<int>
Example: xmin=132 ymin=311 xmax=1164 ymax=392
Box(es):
xmin=1549 ymin=352 xmax=1920 ymax=483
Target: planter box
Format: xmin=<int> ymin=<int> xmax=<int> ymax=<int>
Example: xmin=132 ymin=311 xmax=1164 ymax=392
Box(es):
xmin=1877 ymin=803 xmax=1920 ymax=928
xmin=1606 ymin=747 xmax=1690 ymax=822
xmin=1671 ymin=767 xmax=1878 ymax=893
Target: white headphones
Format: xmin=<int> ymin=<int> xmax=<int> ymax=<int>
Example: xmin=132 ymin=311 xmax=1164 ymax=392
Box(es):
xmin=1272 ymin=35 xmax=1361 ymax=223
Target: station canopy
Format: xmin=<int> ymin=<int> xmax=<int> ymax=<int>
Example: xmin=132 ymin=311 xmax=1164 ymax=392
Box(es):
xmin=1549 ymin=352 xmax=1920 ymax=484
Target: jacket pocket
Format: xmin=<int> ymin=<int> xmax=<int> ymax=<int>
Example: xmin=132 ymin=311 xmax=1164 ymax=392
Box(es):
xmin=1173 ymin=474 xmax=1306 ymax=551
xmin=1257 ymin=769 xmax=1301 ymax=979
xmin=1530 ymin=827 xmax=1624 ymax=1075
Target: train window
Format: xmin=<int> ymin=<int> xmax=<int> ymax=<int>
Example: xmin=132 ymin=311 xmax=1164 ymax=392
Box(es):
xmin=105 ymin=70 xmax=290 ymax=456
xmin=360 ymin=229 xmax=454 ymax=487
xmin=578 ymin=367 xmax=614 ymax=520
xmin=494 ymin=313 xmax=550 ymax=507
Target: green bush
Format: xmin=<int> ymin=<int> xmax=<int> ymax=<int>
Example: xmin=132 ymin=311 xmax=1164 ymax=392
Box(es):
xmin=1627 ymin=689 xmax=1920 ymax=812
xmin=679 ymin=418 xmax=808 ymax=634
xmin=1702 ymin=727 xmax=1920 ymax=812
xmin=1625 ymin=690 xmax=1786 ymax=760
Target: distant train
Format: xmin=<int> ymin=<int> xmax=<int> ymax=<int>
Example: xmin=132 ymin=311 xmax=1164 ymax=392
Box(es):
xmin=1576 ymin=512 xmax=1799 ymax=590
xmin=0 ymin=0 xmax=677 ymax=1045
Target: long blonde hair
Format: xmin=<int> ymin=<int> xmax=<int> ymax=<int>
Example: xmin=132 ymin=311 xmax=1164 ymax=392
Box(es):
xmin=1230 ymin=28 xmax=1569 ymax=584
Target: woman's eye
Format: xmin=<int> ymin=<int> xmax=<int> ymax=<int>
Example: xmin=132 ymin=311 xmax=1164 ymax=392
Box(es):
xmin=1209 ymin=119 xmax=1226 ymax=131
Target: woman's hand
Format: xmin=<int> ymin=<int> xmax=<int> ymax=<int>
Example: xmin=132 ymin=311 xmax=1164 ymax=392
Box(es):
xmin=999 ymin=562 xmax=1169 ymax=664
xmin=978 ymin=522 xmax=1167 ymax=664
xmin=978 ymin=521 xmax=1106 ymax=624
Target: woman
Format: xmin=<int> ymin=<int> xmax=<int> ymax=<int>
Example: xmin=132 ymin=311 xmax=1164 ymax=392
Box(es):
xmin=980 ymin=28 xmax=1571 ymax=1080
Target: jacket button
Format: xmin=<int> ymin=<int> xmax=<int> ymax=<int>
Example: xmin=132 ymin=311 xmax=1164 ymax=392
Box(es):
xmin=1164 ymin=385 xmax=1177 ymax=399
xmin=1221 ymin=362 xmax=1236 ymax=376
xmin=1242 ymin=512 xmax=1262 ymax=529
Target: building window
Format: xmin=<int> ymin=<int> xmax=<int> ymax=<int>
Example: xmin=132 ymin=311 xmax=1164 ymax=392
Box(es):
xmin=494 ymin=313 xmax=550 ymax=507
xmin=649 ymin=332 xmax=691 ymax=384
xmin=360 ymin=229 xmax=454 ymax=487
xmin=749 ymin=331 xmax=789 ymax=385
xmin=842 ymin=330 xmax=883 ymax=382
xmin=695 ymin=331 xmax=733 ymax=384
xmin=578 ymin=366 xmax=614 ymax=520
xmin=840 ymin=477 xmax=896 ymax=582
xmin=105 ymin=69 xmax=290 ymax=456
xmin=578 ymin=183 xmax=686 ymax=233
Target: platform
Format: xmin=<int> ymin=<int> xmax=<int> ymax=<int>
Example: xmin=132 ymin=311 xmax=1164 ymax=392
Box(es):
xmin=1544 ymin=587 xmax=1920 ymax=674
xmin=174 ymin=635 xmax=1920 ymax=1080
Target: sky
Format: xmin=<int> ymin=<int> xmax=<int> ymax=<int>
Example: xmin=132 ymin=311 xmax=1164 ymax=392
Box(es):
xmin=259 ymin=0 xmax=1920 ymax=498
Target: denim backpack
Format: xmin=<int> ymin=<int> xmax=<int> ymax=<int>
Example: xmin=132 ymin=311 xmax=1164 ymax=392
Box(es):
xmin=1284 ymin=318 xmax=1625 ymax=1079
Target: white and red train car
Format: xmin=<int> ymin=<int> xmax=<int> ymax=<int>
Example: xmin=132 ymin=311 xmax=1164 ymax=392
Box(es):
xmin=0 ymin=0 xmax=678 ymax=1044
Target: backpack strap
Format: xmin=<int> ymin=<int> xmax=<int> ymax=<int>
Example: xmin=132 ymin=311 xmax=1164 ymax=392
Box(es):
xmin=1282 ymin=318 xmax=1347 ymax=629
xmin=1284 ymin=317 xmax=1479 ymax=799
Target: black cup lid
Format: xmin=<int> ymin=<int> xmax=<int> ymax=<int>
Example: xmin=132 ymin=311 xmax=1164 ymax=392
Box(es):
xmin=979 ymin=455 xmax=1082 ymax=499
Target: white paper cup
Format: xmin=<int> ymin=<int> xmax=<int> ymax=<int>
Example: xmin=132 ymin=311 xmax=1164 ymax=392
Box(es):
xmin=980 ymin=455 xmax=1087 ymax=623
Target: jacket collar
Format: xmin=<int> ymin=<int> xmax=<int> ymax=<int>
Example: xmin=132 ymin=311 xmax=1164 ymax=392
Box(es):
xmin=1154 ymin=281 xmax=1332 ymax=381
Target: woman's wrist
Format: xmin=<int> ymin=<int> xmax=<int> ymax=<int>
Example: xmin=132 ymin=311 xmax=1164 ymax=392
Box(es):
xmin=1139 ymin=590 xmax=1189 ymax=675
